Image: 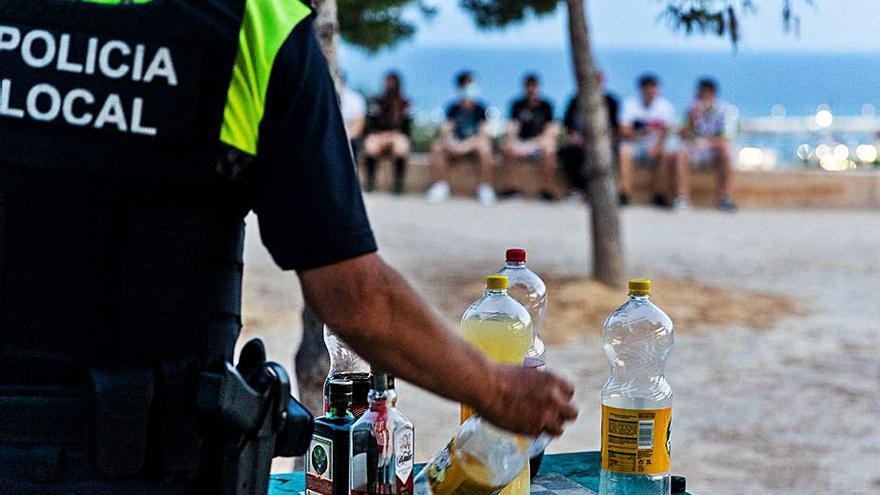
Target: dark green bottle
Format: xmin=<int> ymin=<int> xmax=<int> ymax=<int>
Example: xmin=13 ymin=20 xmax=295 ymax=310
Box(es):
xmin=307 ymin=379 xmax=356 ymax=495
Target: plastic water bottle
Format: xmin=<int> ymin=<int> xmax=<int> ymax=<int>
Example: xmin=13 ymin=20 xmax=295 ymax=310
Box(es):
xmin=460 ymin=274 xmax=532 ymax=495
xmin=599 ymin=280 xmax=674 ymax=495
xmin=497 ymin=248 xmax=547 ymax=367
xmin=414 ymin=416 xmax=550 ymax=495
xmin=497 ymin=248 xmax=548 ymax=478
xmin=324 ymin=325 xmax=371 ymax=417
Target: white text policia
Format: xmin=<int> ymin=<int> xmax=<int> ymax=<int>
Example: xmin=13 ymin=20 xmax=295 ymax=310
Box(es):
xmin=0 ymin=25 xmax=179 ymax=136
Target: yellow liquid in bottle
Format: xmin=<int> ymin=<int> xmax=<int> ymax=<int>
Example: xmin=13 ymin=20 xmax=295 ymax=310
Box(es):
xmin=460 ymin=317 xmax=532 ymax=495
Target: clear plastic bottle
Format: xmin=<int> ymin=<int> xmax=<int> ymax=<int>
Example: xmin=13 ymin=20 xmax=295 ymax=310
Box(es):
xmin=599 ymin=280 xmax=674 ymax=495
xmin=351 ymin=372 xmax=415 ymax=495
xmin=497 ymin=248 xmax=548 ymax=478
xmin=414 ymin=416 xmax=550 ymax=495
xmin=497 ymin=248 xmax=547 ymax=367
xmin=324 ymin=325 xmax=372 ymax=417
xmin=460 ymin=274 xmax=532 ymax=495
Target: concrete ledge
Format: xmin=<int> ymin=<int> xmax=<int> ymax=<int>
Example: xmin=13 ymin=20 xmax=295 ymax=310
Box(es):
xmin=359 ymin=153 xmax=880 ymax=208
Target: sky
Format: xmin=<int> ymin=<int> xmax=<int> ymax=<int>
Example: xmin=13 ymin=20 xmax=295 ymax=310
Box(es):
xmin=355 ymin=0 xmax=880 ymax=54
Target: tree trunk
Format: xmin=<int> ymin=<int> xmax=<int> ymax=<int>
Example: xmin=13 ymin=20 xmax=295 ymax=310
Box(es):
xmin=565 ymin=0 xmax=624 ymax=288
xmin=313 ymin=0 xmax=341 ymax=88
xmin=295 ymin=304 xmax=330 ymax=415
xmin=293 ymin=0 xmax=338 ymax=419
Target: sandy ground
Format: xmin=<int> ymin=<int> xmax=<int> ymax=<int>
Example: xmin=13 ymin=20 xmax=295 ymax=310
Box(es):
xmin=241 ymin=194 xmax=880 ymax=495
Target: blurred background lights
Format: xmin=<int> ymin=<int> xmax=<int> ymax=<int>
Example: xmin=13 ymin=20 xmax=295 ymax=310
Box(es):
xmin=771 ymin=104 xmax=786 ymax=117
xmin=815 ymin=144 xmax=832 ymax=159
xmin=796 ymin=143 xmax=812 ymax=160
xmin=815 ymin=105 xmax=834 ymax=128
xmin=856 ymin=144 xmax=878 ymax=163
xmin=861 ymin=103 xmax=876 ymax=118
xmin=738 ymin=147 xmax=764 ymax=169
xmin=833 ymin=144 xmax=850 ymax=159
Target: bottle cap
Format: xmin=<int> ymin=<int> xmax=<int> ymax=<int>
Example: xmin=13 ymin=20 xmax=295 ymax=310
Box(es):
xmin=671 ymin=475 xmax=686 ymax=494
xmin=486 ymin=274 xmax=508 ymax=290
xmin=371 ymin=372 xmax=388 ymax=392
xmin=328 ymin=379 xmax=353 ymax=401
xmin=627 ymin=279 xmax=651 ymax=296
xmin=506 ymin=248 xmax=527 ymax=263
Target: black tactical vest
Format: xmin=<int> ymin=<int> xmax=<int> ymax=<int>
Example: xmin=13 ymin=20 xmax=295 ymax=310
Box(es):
xmin=0 ymin=0 xmax=256 ymax=492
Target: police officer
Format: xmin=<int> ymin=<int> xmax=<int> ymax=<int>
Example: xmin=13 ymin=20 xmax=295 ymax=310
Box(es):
xmin=0 ymin=0 xmax=577 ymax=494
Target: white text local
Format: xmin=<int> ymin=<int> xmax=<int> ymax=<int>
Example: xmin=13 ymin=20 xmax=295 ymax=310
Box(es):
xmin=0 ymin=81 xmax=157 ymax=135
xmin=0 ymin=25 xmax=179 ymax=136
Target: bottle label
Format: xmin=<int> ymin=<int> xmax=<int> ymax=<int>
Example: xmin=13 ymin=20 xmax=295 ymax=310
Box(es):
xmin=425 ymin=437 xmax=499 ymax=495
xmin=395 ymin=425 xmax=415 ymax=484
xmin=601 ymin=405 xmax=671 ymax=475
xmin=307 ymin=434 xmax=335 ymax=495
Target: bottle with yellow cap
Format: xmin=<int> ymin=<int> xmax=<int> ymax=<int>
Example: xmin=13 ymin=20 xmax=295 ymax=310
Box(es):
xmin=600 ymin=280 xmax=674 ymax=495
xmin=460 ymin=274 xmax=533 ymax=495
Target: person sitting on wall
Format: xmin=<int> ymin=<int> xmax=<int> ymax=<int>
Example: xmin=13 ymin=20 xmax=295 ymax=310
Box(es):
xmin=363 ymin=71 xmax=412 ymax=194
xmin=670 ymin=78 xmax=737 ymax=212
xmin=499 ymin=73 xmax=559 ymax=202
xmin=425 ymin=70 xmax=496 ymax=206
xmin=617 ymin=73 xmax=677 ymax=207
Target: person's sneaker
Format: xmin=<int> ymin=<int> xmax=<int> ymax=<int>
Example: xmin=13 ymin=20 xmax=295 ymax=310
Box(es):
xmin=497 ymin=188 xmax=522 ymax=199
xmin=477 ymin=184 xmax=497 ymax=206
xmin=717 ymin=196 xmax=737 ymax=212
xmin=425 ymin=181 xmax=450 ymax=203
xmin=538 ymin=189 xmax=556 ymax=202
xmin=671 ymin=196 xmax=690 ymax=211
xmin=651 ymin=194 xmax=671 ymax=208
xmin=618 ymin=193 xmax=631 ymax=206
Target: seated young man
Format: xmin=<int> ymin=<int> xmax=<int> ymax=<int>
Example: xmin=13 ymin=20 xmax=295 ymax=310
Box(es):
xmin=500 ymin=73 xmax=558 ymax=201
xmin=559 ymin=71 xmax=619 ymax=198
xmin=426 ymin=71 xmax=496 ymax=205
xmin=618 ymin=74 xmax=677 ymax=206
xmin=671 ymin=78 xmax=737 ymax=212
xmin=363 ymin=71 xmax=412 ymax=194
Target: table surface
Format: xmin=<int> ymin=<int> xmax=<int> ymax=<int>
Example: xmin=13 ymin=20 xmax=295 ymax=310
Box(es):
xmin=269 ymin=451 xmax=692 ymax=495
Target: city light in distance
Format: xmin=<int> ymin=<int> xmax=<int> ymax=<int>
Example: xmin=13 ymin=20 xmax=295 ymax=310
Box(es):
xmin=856 ymin=144 xmax=878 ymax=163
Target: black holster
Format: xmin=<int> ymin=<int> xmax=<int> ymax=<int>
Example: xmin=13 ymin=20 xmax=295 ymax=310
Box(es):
xmin=198 ymin=338 xmax=313 ymax=495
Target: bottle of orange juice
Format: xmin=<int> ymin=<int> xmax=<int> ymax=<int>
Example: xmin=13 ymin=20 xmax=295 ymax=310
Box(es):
xmin=460 ymin=274 xmax=532 ymax=495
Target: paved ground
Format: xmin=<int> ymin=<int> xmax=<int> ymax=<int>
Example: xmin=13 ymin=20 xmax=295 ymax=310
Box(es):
xmin=242 ymin=194 xmax=880 ymax=495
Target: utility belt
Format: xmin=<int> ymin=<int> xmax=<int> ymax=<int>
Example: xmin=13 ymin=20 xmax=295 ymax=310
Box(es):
xmin=0 ymin=339 xmax=313 ymax=495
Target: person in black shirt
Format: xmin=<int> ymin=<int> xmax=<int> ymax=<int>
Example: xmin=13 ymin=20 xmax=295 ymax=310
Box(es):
xmin=426 ymin=71 xmax=496 ymax=205
xmin=363 ymin=71 xmax=413 ymax=193
xmin=500 ymin=73 xmax=558 ymax=201
xmin=559 ymin=71 xmax=619 ymax=196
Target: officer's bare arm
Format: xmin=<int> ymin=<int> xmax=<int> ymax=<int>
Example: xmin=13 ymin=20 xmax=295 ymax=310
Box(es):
xmin=298 ymin=253 xmax=578 ymax=436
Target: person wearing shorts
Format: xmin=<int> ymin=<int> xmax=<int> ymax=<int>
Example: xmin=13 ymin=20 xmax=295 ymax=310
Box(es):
xmin=363 ymin=71 xmax=412 ymax=194
xmin=500 ymin=73 xmax=558 ymax=201
xmin=426 ymin=71 xmax=496 ymax=205
xmin=618 ymin=74 xmax=677 ymax=206
xmin=671 ymin=78 xmax=737 ymax=211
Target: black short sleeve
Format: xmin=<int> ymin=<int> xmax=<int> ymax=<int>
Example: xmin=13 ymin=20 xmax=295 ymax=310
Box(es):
xmin=252 ymin=17 xmax=377 ymax=271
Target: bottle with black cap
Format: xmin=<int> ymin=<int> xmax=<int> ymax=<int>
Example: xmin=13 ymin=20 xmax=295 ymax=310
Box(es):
xmin=307 ymin=379 xmax=357 ymax=495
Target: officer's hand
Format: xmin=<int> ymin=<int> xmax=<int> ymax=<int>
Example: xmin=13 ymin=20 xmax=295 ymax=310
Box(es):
xmin=477 ymin=365 xmax=578 ymax=437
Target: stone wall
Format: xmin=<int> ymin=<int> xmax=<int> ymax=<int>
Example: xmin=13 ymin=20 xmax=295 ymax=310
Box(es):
xmin=359 ymin=153 xmax=880 ymax=208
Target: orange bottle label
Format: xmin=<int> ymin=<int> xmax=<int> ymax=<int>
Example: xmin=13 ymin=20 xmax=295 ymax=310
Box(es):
xmin=601 ymin=405 xmax=671 ymax=475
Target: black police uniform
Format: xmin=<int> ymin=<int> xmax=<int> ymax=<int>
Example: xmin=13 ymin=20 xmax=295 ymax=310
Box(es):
xmin=0 ymin=0 xmax=376 ymax=493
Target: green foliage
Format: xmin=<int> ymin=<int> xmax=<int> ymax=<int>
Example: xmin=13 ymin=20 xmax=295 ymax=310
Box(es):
xmin=456 ymin=0 xmax=813 ymax=46
xmin=338 ymin=0 xmax=436 ymax=53
xmin=660 ymin=0 xmax=813 ymax=46
xmin=458 ymin=0 xmax=559 ymax=28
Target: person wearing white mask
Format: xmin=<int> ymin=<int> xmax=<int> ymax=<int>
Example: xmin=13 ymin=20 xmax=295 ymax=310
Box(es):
xmin=426 ymin=70 xmax=496 ymax=206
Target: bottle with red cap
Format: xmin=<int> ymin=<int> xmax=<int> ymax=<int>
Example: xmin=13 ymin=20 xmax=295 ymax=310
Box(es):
xmin=497 ymin=248 xmax=547 ymax=369
xmin=497 ymin=248 xmax=548 ymax=478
